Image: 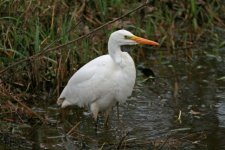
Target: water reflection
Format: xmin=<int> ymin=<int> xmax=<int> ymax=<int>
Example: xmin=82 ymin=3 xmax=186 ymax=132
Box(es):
xmin=1 ymin=54 xmax=225 ymax=149
xmin=216 ymin=94 xmax=225 ymax=128
xmin=163 ymin=54 xmax=225 ymax=149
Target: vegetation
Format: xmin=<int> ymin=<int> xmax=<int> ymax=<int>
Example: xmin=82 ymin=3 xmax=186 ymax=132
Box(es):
xmin=0 ymin=0 xmax=224 ymax=96
xmin=0 ymin=1 xmax=225 ymax=149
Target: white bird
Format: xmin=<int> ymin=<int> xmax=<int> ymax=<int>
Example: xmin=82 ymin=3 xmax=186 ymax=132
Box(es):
xmin=57 ymin=29 xmax=159 ymax=122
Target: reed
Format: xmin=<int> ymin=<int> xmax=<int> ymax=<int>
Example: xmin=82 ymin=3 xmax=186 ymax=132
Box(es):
xmin=0 ymin=0 xmax=224 ymax=94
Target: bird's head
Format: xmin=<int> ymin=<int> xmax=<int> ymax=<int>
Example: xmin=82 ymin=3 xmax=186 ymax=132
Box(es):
xmin=109 ymin=29 xmax=159 ymax=46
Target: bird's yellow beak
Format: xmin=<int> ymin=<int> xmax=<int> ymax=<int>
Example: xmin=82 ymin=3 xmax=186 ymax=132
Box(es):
xmin=131 ymin=36 xmax=159 ymax=46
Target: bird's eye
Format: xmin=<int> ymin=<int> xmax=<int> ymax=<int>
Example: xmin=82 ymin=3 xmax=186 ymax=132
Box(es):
xmin=124 ymin=35 xmax=130 ymax=39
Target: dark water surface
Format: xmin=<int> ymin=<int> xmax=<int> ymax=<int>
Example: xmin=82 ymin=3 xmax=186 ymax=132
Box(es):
xmin=1 ymin=50 xmax=225 ymax=150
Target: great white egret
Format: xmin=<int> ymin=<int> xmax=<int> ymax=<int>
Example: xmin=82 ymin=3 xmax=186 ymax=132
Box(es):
xmin=57 ymin=29 xmax=159 ymax=122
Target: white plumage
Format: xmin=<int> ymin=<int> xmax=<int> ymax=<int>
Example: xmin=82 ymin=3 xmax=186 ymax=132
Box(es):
xmin=57 ymin=29 xmax=159 ymax=121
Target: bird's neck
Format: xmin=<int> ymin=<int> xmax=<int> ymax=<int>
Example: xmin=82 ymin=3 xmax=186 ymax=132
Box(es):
xmin=108 ymin=40 xmax=122 ymax=64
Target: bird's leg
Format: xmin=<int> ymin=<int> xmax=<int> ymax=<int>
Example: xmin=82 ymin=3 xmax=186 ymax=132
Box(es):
xmin=93 ymin=115 xmax=98 ymax=133
xmin=116 ymin=102 xmax=120 ymax=121
xmin=104 ymin=111 xmax=110 ymax=127
xmin=116 ymin=102 xmax=124 ymax=128
xmin=91 ymin=103 xmax=99 ymax=121
xmin=104 ymin=105 xmax=114 ymax=127
xmin=90 ymin=103 xmax=99 ymax=132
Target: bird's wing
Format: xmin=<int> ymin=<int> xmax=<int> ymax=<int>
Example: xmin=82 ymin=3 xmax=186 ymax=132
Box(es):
xmin=68 ymin=55 xmax=111 ymax=85
xmin=58 ymin=55 xmax=115 ymax=107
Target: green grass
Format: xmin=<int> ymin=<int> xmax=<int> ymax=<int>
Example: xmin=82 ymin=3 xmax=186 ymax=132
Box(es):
xmin=190 ymin=0 xmax=198 ymax=29
xmin=0 ymin=0 xmax=224 ymax=92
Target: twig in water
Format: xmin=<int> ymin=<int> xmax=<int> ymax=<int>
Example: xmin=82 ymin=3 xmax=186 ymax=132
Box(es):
xmin=67 ymin=121 xmax=81 ymax=135
xmin=157 ymin=135 xmax=172 ymax=150
xmin=117 ymin=131 xmax=129 ymax=149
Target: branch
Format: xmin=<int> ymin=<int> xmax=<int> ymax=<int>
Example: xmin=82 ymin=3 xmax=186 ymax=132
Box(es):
xmin=0 ymin=1 xmax=150 ymax=74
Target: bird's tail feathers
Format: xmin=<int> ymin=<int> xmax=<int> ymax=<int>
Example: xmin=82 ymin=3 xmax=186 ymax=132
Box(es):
xmin=57 ymin=97 xmax=74 ymax=108
xmin=57 ymin=97 xmax=65 ymax=106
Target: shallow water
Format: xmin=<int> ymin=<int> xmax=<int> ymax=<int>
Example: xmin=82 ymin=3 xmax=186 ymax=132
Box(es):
xmin=1 ymin=50 xmax=225 ymax=150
